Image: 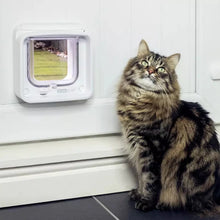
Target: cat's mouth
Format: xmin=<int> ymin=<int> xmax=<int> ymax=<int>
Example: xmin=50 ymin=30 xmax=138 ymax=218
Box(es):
xmin=143 ymin=74 xmax=157 ymax=84
xmin=132 ymin=77 xmax=162 ymax=92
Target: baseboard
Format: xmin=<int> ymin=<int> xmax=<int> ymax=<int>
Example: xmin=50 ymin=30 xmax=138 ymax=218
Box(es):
xmin=0 ymin=135 xmax=125 ymax=169
xmin=0 ymin=157 xmax=136 ymax=208
xmin=0 ymin=135 xmax=136 ymax=208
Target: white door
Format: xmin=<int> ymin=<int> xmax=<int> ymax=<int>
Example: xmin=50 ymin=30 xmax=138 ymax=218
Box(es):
xmin=197 ymin=0 xmax=220 ymax=123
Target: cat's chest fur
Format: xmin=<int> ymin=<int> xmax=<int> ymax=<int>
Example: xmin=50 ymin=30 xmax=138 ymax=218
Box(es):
xmin=118 ymin=86 xmax=179 ymax=165
xmin=123 ymin=118 xmax=172 ymax=164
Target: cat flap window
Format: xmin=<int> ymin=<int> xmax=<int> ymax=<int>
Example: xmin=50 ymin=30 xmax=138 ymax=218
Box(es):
xmin=27 ymin=37 xmax=78 ymax=87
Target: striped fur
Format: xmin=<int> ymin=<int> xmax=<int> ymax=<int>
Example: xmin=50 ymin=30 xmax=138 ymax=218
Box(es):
xmin=117 ymin=40 xmax=220 ymax=214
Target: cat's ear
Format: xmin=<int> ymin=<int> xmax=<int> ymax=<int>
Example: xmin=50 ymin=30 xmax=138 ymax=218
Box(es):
xmin=138 ymin=39 xmax=150 ymax=56
xmin=166 ymin=53 xmax=181 ymax=70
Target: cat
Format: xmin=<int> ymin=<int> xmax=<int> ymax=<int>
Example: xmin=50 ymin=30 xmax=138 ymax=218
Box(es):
xmin=117 ymin=39 xmax=220 ymax=214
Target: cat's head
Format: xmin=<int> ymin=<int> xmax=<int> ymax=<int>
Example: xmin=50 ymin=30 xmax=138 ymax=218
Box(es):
xmin=124 ymin=39 xmax=180 ymax=94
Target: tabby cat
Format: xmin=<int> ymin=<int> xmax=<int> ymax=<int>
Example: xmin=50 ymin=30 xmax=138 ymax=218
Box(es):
xmin=117 ymin=39 xmax=220 ymax=214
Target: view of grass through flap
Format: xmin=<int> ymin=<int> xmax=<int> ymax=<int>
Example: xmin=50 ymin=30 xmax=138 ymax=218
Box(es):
xmin=34 ymin=50 xmax=67 ymax=81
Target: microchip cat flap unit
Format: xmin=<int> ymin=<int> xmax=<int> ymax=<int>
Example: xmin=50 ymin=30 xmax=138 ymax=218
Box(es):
xmin=14 ymin=24 xmax=92 ymax=103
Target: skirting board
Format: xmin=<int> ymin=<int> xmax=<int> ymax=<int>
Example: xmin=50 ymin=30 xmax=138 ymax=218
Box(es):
xmin=0 ymin=157 xmax=136 ymax=208
xmin=0 ymin=135 xmax=126 ymax=169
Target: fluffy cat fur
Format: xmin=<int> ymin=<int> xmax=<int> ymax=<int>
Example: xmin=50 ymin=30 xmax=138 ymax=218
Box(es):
xmin=117 ymin=39 xmax=220 ymax=214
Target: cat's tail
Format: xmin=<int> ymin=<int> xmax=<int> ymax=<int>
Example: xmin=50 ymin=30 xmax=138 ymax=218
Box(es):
xmin=213 ymin=176 xmax=220 ymax=205
xmin=201 ymin=177 xmax=220 ymax=217
xmin=211 ymin=176 xmax=220 ymax=215
xmin=192 ymin=202 xmax=220 ymax=217
xmin=187 ymin=177 xmax=220 ymax=216
xmin=202 ymin=204 xmax=220 ymax=217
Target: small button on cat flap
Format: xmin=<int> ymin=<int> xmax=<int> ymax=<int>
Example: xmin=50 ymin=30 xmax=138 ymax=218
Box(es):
xmin=14 ymin=24 xmax=92 ymax=103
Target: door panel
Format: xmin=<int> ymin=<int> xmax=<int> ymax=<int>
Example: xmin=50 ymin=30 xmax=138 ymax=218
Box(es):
xmin=197 ymin=0 xmax=220 ymax=123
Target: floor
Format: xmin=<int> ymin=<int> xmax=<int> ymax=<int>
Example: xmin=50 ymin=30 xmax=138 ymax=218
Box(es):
xmin=0 ymin=192 xmax=219 ymax=220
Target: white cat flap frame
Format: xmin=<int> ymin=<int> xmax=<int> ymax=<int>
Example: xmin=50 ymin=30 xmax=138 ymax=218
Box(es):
xmin=14 ymin=24 xmax=92 ymax=103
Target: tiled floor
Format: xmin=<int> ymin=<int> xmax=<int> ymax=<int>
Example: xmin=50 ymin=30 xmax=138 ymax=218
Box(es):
xmin=0 ymin=192 xmax=219 ymax=220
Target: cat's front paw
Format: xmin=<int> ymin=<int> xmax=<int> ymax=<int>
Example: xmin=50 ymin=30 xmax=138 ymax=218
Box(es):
xmin=156 ymin=202 xmax=168 ymax=211
xmin=156 ymin=202 xmax=183 ymax=211
xmin=129 ymin=189 xmax=141 ymax=201
xmin=135 ymin=198 xmax=155 ymax=212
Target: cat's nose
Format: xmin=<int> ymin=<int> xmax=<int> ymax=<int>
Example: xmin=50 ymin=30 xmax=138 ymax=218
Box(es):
xmin=148 ymin=68 xmax=155 ymax=74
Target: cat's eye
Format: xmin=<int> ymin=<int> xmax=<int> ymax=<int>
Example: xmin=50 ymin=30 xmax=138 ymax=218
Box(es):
xmin=157 ymin=67 xmax=166 ymax=73
xmin=141 ymin=60 xmax=148 ymax=67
